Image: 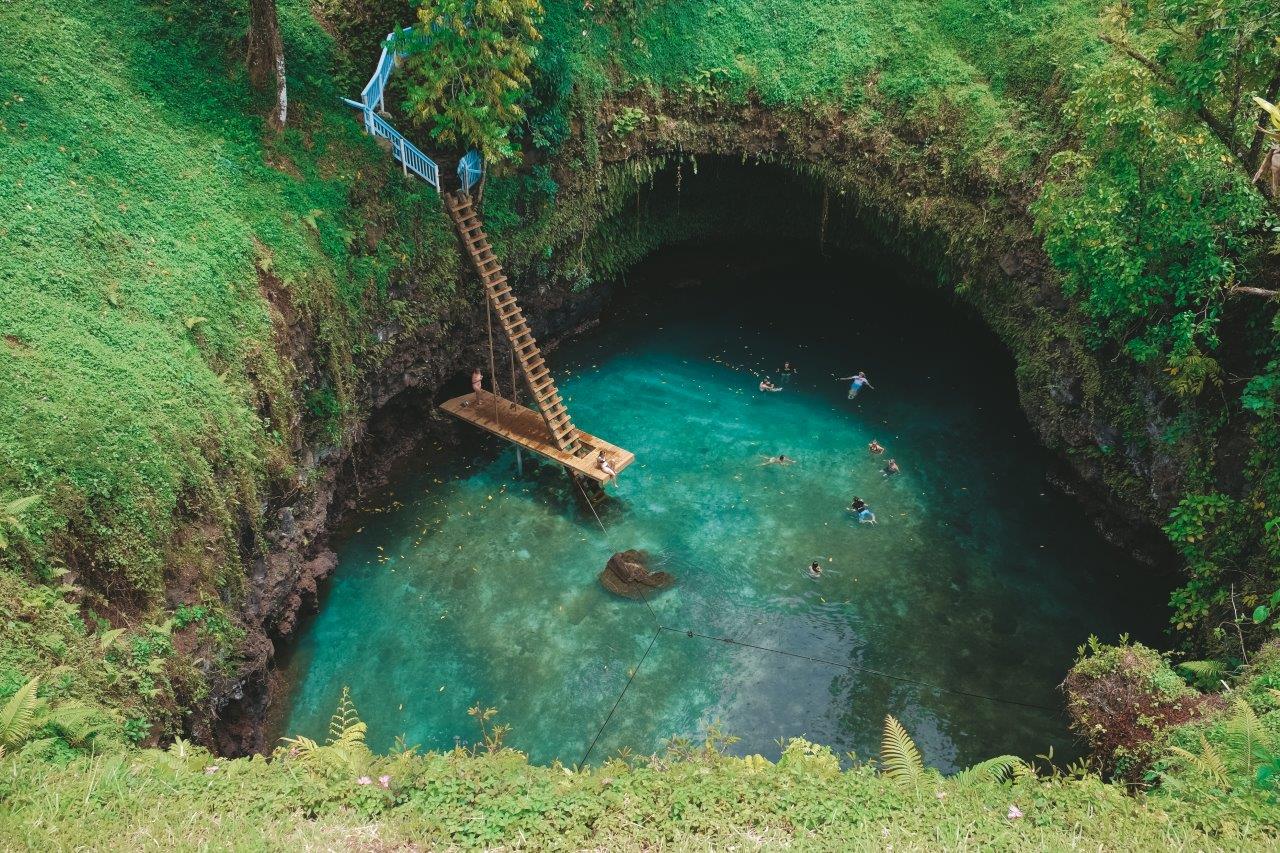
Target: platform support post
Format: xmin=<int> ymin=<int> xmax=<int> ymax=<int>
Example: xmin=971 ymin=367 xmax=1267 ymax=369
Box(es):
xmin=515 ymin=445 xmax=524 ymax=477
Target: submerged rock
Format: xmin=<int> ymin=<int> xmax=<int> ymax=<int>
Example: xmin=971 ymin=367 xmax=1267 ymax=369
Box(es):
xmin=599 ymin=549 xmax=674 ymax=599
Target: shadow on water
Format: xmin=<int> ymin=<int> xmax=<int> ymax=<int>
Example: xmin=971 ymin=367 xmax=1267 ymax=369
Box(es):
xmin=269 ymin=241 xmax=1171 ymax=773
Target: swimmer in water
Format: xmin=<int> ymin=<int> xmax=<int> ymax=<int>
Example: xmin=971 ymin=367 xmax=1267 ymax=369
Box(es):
xmin=760 ymin=454 xmax=795 ymax=466
xmin=883 ymin=458 xmax=901 ymax=477
xmin=807 ymin=561 xmax=822 ymax=578
xmin=780 ymin=361 xmax=797 ymax=384
xmin=837 ymin=371 xmax=873 ymax=399
xmin=760 ymin=378 xmax=782 ymax=393
xmin=849 ymin=497 xmax=877 ymax=524
xmin=868 ymin=439 xmax=885 ymax=454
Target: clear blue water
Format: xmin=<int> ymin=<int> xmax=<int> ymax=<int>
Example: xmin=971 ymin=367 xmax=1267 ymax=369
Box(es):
xmin=274 ymin=258 xmax=1165 ymax=773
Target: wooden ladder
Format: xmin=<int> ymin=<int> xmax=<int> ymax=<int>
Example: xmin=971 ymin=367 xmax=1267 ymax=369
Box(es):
xmin=444 ymin=190 xmax=585 ymax=458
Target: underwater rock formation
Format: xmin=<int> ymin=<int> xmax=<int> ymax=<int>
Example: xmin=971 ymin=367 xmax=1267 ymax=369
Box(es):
xmin=599 ymin=549 xmax=674 ymax=599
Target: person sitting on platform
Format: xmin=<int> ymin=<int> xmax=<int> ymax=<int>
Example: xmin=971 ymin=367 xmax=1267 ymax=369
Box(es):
xmin=759 ymin=378 xmax=782 ymax=392
xmin=597 ymin=451 xmax=618 ymax=483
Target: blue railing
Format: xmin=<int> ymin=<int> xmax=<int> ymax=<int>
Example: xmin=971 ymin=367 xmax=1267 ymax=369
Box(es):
xmin=343 ymin=29 xmax=483 ymax=194
xmin=458 ymin=149 xmax=484 ymax=193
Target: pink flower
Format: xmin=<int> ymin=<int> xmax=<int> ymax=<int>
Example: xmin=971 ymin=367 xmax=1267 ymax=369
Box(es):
xmin=356 ymin=776 xmax=372 ymax=786
xmin=1007 ymin=805 xmax=1023 ymax=820
xmin=378 ymin=775 xmax=391 ymax=789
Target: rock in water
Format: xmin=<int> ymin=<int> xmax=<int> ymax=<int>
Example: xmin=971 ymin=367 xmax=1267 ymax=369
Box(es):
xmin=599 ymin=549 xmax=674 ymax=599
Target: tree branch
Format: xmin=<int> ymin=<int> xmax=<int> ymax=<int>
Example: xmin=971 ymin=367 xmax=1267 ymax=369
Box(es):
xmin=1099 ymin=33 xmax=1242 ymax=162
xmin=1229 ymin=285 xmax=1280 ymax=299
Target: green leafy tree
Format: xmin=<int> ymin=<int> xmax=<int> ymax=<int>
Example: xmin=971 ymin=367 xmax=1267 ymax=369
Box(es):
xmin=396 ymin=0 xmax=543 ymax=169
xmin=1033 ymin=0 xmax=1279 ymax=375
xmin=1099 ymin=0 xmax=1280 ymax=192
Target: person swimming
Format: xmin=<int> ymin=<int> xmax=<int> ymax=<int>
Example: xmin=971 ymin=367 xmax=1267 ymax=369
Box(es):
xmin=759 ymin=378 xmax=782 ymax=392
xmin=868 ymin=439 xmax=885 ymax=454
xmin=849 ymin=497 xmax=876 ymax=524
xmin=807 ymin=561 xmax=822 ymax=578
xmin=780 ymin=361 xmax=797 ymax=384
xmin=883 ymin=458 xmax=900 ymax=477
xmin=837 ymin=371 xmax=873 ymax=399
xmin=760 ymin=454 xmax=795 ymax=466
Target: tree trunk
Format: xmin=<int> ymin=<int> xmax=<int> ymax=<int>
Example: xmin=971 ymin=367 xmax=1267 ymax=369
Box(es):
xmin=247 ymin=0 xmax=287 ymax=130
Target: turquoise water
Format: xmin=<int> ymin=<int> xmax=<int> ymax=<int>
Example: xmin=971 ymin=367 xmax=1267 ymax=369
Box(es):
xmin=275 ymin=259 xmax=1164 ymax=772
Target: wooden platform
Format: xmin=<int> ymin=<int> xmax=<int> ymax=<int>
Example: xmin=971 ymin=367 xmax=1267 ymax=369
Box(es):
xmin=440 ymin=390 xmax=634 ymax=484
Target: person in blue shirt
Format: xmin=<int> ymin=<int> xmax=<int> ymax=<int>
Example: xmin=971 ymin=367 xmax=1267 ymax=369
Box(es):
xmin=837 ymin=371 xmax=873 ymax=399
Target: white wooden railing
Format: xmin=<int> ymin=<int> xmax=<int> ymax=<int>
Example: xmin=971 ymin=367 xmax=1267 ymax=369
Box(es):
xmin=342 ymin=29 xmax=482 ymax=193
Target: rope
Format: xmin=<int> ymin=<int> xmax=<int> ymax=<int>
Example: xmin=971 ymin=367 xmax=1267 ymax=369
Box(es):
xmin=509 ymin=336 xmax=519 ymax=409
xmin=573 ymin=475 xmax=608 ymax=535
xmin=485 ymin=284 xmax=500 ymax=426
xmin=577 ymin=627 xmax=660 ymax=769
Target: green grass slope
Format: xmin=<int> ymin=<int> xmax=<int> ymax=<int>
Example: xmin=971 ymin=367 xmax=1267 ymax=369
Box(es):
xmin=0 ymin=0 xmax=446 ymax=608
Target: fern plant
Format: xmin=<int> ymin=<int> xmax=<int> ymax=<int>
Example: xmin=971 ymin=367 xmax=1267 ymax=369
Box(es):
xmin=280 ymin=686 xmax=370 ymax=772
xmin=953 ymin=754 xmax=1027 ymax=785
xmin=0 ymin=677 xmax=42 ymax=753
xmin=0 ymin=494 xmax=39 ymax=551
xmin=327 ymin=687 xmax=361 ymax=746
xmin=0 ymin=676 xmax=111 ymax=756
xmin=1177 ymin=660 xmax=1228 ymax=691
xmin=879 ymin=715 xmax=926 ymax=787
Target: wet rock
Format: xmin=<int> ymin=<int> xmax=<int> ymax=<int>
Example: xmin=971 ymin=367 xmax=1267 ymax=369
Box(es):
xmin=599 ymin=550 xmax=674 ymax=599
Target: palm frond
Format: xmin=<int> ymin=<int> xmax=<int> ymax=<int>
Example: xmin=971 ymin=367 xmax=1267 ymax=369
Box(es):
xmin=0 ymin=677 xmax=43 ymax=749
xmin=880 ymin=715 xmax=925 ymax=787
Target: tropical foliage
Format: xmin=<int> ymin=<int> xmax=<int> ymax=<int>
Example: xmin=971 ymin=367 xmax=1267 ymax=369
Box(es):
xmin=397 ymin=0 xmax=543 ymax=167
